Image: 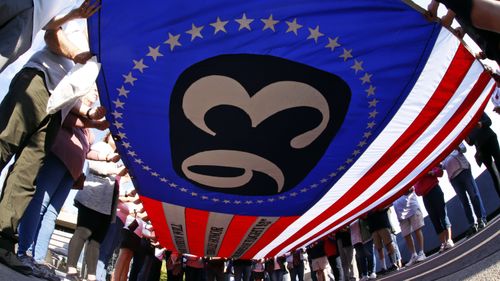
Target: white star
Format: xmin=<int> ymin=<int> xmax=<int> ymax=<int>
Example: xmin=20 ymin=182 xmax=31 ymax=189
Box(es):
xmin=160 ymin=177 xmax=168 ymax=182
xmin=368 ymin=98 xmax=379 ymax=108
xmin=123 ymin=72 xmax=137 ymax=86
xmin=279 ymin=196 xmax=286 ymax=200
xmin=339 ymin=48 xmax=353 ymax=61
xmin=234 ymin=200 xmax=241 ymax=204
xmin=127 ymin=150 xmax=136 ymax=157
xmin=320 ymin=178 xmax=328 ymax=183
xmin=133 ymin=59 xmax=148 ymax=73
xmin=151 ymin=172 xmax=159 ymax=177
xmin=180 ymin=187 xmax=188 ymax=192
xmin=325 ymin=37 xmax=340 ymax=51
xmin=338 ymin=165 xmax=346 ymax=171
xmin=235 ymin=13 xmax=254 ymax=31
xmin=111 ymin=110 xmax=123 ymax=119
xmin=346 ymin=158 xmax=354 ymax=163
xmin=369 ymin=109 xmax=378 ymax=119
xmin=186 ymin=23 xmax=204 ymax=41
xmin=357 ymin=140 xmax=367 ymax=147
xmin=310 ymin=184 xmax=318 ymax=188
xmin=352 ymin=150 xmax=361 ymax=156
xmin=146 ymin=45 xmax=163 ymax=61
xmin=261 ymin=14 xmax=279 ymax=32
xmin=245 ymin=200 xmax=253 ymax=204
xmin=300 ymin=188 xmax=308 ymax=193
xmin=364 ymin=131 xmax=373 ymax=138
xmin=201 ymin=196 xmax=209 ymax=200
xmin=212 ymin=198 xmax=220 ymax=202
xmin=360 ymin=73 xmax=372 ymax=84
xmin=307 ymin=25 xmax=324 ymax=43
xmin=285 ymin=18 xmax=302 ymax=35
xmin=122 ymin=141 xmax=131 ymax=149
xmin=164 ymin=33 xmax=181 ymax=51
xmin=256 ymin=200 xmax=264 ymax=204
xmin=134 ymin=158 xmax=143 ymax=164
xmin=290 ymin=192 xmax=297 ymax=197
xmin=329 ymin=172 xmax=337 ymax=177
xmin=117 ymin=86 xmax=129 ymax=97
xmin=210 ymin=17 xmax=228 ymax=34
xmin=366 ymin=121 xmax=376 ymax=129
xmin=351 ymin=60 xmax=364 ymax=74
xmin=113 ymin=121 xmax=123 ymax=129
xmin=223 ymin=200 xmax=231 ymax=204
xmin=113 ymin=98 xmax=124 ymax=109
xmin=365 ymin=85 xmax=376 ymax=96
xmin=267 ymin=198 xmax=275 ymax=202
xmin=142 ymin=165 xmax=151 ymax=171
xmin=169 ymin=183 xmax=178 ymax=187
xmin=191 ymin=192 xmax=198 ymax=197
xmin=117 ymin=131 xmax=127 ymax=139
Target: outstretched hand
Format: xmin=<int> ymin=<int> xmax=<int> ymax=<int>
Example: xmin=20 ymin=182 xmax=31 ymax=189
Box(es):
xmin=70 ymin=0 xmax=101 ymax=19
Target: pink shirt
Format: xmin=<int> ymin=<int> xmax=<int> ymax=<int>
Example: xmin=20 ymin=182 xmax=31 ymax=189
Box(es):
xmin=414 ymin=167 xmax=443 ymax=196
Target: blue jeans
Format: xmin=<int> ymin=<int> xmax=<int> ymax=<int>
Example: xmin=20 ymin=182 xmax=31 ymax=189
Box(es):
xmin=17 ymin=153 xmax=73 ymax=261
xmin=450 ymin=169 xmax=486 ymax=225
xmin=96 ymin=218 xmax=124 ymax=281
xmin=270 ymin=270 xmax=283 ymax=281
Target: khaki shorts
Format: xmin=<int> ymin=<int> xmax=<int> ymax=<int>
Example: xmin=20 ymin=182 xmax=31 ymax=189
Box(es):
xmin=399 ymin=209 xmax=425 ymax=237
xmin=311 ymin=256 xmax=329 ymax=271
xmin=372 ymin=228 xmax=392 ymax=250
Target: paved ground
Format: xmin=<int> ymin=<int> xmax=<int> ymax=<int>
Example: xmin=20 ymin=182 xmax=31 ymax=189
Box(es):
xmin=378 ymin=214 xmax=500 ymax=281
xmin=0 ymin=215 xmax=498 ymax=281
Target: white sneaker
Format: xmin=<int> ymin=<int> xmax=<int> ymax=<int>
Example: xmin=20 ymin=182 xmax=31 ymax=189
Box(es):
xmin=444 ymin=239 xmax=454 ymax=250
xmin=416 ymin=252 xmax=426 ymax=262
xmin=406 ymin=254 xmax=418 ymax=266
xmin=368 ymin=272 xmax=377 ymax=279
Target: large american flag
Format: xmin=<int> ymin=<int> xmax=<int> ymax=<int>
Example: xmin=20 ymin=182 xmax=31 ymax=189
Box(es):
xmin=88 ymin=0 xmax=495 ymax=258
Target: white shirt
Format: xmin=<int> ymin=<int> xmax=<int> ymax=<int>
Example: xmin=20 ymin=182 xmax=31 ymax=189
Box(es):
xmin=393 ymin=191 xmax=421 ymax=221
xmin=24 ymin=19 xmax=88 ymax=94
xmin=33 ymin=0 xmax=77 ymax=40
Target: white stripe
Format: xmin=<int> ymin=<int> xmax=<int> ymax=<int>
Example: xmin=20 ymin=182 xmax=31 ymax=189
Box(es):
xmin=163 ymin=203 xmax=189 ymax=253
xmin=255 ymin=28 xmax=461 ymax=258
xmin=276 ymin=65 xmax=493 ymax=256
xmin=205 ymin=212 xmax=233 ymax=256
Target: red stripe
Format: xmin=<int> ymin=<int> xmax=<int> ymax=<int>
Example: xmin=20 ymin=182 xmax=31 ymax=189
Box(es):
xmin=239 ymin=216 xmax=299 ymax=259
xmin=216 ymin=215 xmax=257 ymax=257
xmin=185 ymin=207 xmax=210 ymax=256
xmin=366 ymin=77 xmax=495 ymax=219
xmin=285 ymin=71 xmax=492 ymax=253
xmin=140 ymin=195 xmax=176 ymax=251
xmin=267 ymin=45 xmax=475 ymax=256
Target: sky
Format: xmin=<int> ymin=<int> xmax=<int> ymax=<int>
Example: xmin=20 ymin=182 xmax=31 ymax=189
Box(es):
xmin=0 ymin=0 xmax=498 ymax=205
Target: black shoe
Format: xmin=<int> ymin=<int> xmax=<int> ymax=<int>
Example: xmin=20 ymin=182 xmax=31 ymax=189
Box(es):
xmin=387 ymin=265 xmax=399 ymax=273
xmin=465 ymin=225 xmax=478 ymax=238
xmin=18 ymin=254 xmax=60 ymax=281
xmin=478 ymin=220 xmax=487 ymax=230
xmin=0 ymin=248 xmax=33 ymax=275
xmin=64 ymin=272 xmax=81 ymax=281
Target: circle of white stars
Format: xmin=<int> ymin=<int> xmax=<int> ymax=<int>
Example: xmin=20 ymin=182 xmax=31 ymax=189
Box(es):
xmin=110 ymin=13 xmax=380 ymax=205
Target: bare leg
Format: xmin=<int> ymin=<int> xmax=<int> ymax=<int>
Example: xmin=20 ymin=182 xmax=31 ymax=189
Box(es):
xmin=415 ymin=229 xmax=425 ymax=253
xmin=404 ymin=234 xmax=416 ymax=255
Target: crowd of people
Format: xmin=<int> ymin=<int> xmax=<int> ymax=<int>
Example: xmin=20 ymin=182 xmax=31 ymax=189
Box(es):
xmin=0 ymin=0 xmax=498 ymax=280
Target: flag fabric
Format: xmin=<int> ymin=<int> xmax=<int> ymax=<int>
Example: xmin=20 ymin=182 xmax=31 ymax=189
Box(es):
xmin=88 ymin=0 xmax=495 ymax=258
